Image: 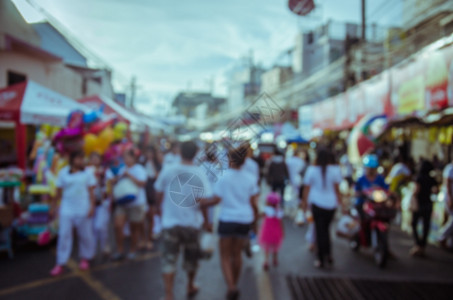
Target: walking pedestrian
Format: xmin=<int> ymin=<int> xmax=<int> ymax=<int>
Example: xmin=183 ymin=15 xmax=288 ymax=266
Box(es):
xmin=259 ymin=191 xmax=284 ymax=271
xmin=206 ymin=146 xmax=259 ymax=300
xmin=286 ymin=149 xmax=305 ymax=200
xmin=89 ymin=152 xmax=111 ymax=257
xmin=143 ymin=145 xmax=161 ymax=250
xmin=302 ymin=148 xmax=342 ymax=268
xmin=111 ymin=148 xmax=147 ymax=261
xmin=50 ymin=151 xmax=96 ymax=276
xmin=439 ymin=161 xmax=453 ymax=248
xmin=410 ymin=160 xmax=437 ymax=256
xmin=154 ymin=141 xmax=212 ymax=300
xmin=162 ymin=141 xmax=181 ymax=168
xmin=241 ymin=142 xmax=260 ymax=184
xmin=268 ymin=150 xmax=289 ymax=207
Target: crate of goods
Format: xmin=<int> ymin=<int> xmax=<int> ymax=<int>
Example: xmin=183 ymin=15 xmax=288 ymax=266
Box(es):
xmin=0 ymin=204 xmax=13 ymax=228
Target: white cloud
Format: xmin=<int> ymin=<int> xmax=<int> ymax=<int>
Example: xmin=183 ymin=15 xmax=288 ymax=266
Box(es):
xmin=14 ymin=0 xmax=402 ymax=114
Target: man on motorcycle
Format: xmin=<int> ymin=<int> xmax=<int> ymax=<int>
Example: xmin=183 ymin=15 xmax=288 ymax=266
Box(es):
xmin=354 ymin=154 xmax=397 ymax=261
xmin=354 ymin=154 xmax=389 ymax=217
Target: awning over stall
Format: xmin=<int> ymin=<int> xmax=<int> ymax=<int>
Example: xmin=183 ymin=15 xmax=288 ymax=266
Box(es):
xmin=0 ymin=81 xmax=87 ymax=169
xmin=0 ymin=81 xmax=87 ymax=126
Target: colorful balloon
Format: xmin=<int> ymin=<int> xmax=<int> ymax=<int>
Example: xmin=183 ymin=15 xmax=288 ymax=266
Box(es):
xmin=83 ymin=134 xmax=98 ymax=155
xmin=67 ymin=110 xmax=84 ymax=129
xmin=89 ymin=119 xmax=115 ymax=135
xmin=40 ymin=124 xmax=52 ymax=137
xmin=99 ymin=127 xmax=114 ymax=146
xmin=113 ymin=122 xmax=128 ymax=141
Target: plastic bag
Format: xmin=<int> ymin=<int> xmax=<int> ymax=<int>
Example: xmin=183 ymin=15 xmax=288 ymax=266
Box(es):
xmin=295 ymin=209 xmax=306 ymax=225
xmin=336 ymin=215 xmax=360 ymax=238
xmin=200 ymin=232 xmax=215 ymax=256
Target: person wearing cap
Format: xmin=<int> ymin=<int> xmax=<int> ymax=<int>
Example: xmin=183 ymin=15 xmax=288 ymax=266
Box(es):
xmin=354 ymin=154 xmax=389 ymax=218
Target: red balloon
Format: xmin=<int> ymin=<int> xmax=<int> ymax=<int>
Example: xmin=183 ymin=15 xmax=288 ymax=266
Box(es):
xmin=89 ymin=119 xmax=115 ymax=135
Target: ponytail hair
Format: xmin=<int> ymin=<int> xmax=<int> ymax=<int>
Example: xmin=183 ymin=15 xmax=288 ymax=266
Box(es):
xmin=315 ymin=148 xmax=331 ymax=188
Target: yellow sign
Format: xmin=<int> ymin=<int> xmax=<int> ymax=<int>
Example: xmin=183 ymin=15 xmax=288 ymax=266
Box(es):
xmin=397 ymin=75 xmax=425 ymax=115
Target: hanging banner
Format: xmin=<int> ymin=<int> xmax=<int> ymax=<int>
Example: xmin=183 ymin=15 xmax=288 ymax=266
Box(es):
xmin=422 ymin=49 xmax=449 ymax=110
xmin=439 ymin=46 xmax=453 ymax=106
xmin=347 ymin=86 xmax=365 ymax=125
xmin=334 ymin=93 xmax=348 ymax=129
xmin=391 ymin=57 xmax=425 ymax=115
xmin=363 ymin=70 xmax=392 ymax=117
xmin=298 ymin=105 xmax=313 ymax=139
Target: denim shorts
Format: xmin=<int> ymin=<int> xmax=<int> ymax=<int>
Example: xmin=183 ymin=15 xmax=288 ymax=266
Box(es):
xmin=217 ymin=221 xmax=251 ymax=238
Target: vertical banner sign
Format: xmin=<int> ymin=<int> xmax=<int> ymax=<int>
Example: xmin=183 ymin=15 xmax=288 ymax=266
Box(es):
xmin=334 ymin=93 xmax=348 ymax=129
xmin=422 ymin=50 xmax=449 ymax=110
xmin=362 ymin=71 xmax=391 ymax=117
xmin=298 ymin=105 xmax=313 ymax=139
xmin=391 ymin=57 xmax=425 ymax=116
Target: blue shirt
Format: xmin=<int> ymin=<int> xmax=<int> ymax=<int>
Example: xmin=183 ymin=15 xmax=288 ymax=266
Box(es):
xmin=354 ymin=175 xmax=389 ymax=205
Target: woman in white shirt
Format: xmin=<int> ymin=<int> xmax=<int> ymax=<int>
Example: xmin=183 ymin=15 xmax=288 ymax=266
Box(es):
xmin=204 ymin=146 xmax=259 ymax=300
xmin=302 ymin=148 xmax=342 ymax=268
xmin=50 ymin=151 xmax=96 ymax=276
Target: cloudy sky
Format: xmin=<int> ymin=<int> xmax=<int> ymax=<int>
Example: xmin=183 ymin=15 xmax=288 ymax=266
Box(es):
xmin=12 ymin=0 xmax=402 ymax=115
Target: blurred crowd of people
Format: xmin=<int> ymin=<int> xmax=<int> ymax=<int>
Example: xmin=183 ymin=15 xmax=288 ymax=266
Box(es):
xmin=45 ymin=136 xmax=453 ymax=300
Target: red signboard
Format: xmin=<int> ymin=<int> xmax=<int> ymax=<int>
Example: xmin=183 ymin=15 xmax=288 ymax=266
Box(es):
xmin=288 ymin=0 xmax=315 ymax=16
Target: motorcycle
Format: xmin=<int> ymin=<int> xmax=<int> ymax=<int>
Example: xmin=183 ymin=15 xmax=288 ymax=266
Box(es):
xmin=349 ymin=188 xmax=396 ymax=268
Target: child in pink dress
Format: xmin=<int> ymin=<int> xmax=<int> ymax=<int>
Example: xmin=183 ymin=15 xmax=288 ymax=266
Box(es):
xmin=259 ymin=192 xmax=284 ymax=270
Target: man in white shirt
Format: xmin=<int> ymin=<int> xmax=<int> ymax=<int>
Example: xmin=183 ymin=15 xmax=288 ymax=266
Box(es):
xmin=239 ymin=143 xmax=260 ymax=184
xmin=162 ymin=141 xmax=181 ymax=168
xmin=154 ymin=141 xmax=212 ymax=300
xmin=286 ymin=150 xmax=305 ymax=199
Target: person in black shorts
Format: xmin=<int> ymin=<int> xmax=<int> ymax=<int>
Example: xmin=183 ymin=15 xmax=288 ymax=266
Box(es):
xmin=202 ymin=144 xmax=259 ymax=300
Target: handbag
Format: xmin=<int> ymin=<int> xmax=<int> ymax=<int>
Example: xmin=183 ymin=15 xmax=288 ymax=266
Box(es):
xmin=113 ymin=178 xmax=139 ymax=205
xmin=409 ymin=193 xmax=419 ymax=212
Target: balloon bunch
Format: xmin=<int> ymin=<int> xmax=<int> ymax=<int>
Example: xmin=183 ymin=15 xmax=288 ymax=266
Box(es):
xmin=52 ymin=107 xmax=130 ymax=160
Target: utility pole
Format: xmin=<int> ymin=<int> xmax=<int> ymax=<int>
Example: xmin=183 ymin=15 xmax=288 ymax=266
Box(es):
xmin=361 ymin=0 xmax=366 ymax=42
xmin=129 ymin=76 xmax=136 ymax=109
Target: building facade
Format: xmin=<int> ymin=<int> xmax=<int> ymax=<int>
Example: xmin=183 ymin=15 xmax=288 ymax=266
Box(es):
xmin=0 ymin=0 xmax=114 ymax=99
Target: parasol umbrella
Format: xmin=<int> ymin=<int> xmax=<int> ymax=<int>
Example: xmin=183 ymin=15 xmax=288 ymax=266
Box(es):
xmin=286 ymin=134 xmax=309 ymax=144
xmin=348 ymin=114 xmax=387 ymax=164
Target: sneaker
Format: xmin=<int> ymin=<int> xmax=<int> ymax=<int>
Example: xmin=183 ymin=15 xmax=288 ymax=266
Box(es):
xmin=409 ymin=246 xmax=421 ymax=256
xmin=111 ymin=252 xmax=125 ymax=261
xmin=127 ymin=252 xmax=137 ymax=260
xmin=50 ymin=265 xmax=64 ymax=276
xmin=79 ymin=259 xmax=90 ymax=271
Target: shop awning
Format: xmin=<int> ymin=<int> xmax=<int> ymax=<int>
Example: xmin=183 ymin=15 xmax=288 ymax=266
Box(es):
xmin=78 ymin=95 xmax=145 ymax=132
xmin=0 ymin=81 xmax=87 ymax=126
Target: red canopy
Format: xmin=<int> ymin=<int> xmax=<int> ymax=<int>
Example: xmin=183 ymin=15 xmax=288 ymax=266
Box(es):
xmin=0 ymin=81 xmax=85 ymax=169
xmin=0 ymin=81 xmax=87 ymax=126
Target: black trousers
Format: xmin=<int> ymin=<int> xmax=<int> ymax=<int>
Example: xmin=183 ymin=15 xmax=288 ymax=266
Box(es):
xmin=411 ymin=207 xmax=432 ymax=247
xmin=312 ymin=204 xmax=336 ymax=264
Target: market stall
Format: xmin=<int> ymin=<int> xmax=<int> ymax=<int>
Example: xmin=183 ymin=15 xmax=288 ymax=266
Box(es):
xmin=0 ymin=81 xmax=88 ymax=169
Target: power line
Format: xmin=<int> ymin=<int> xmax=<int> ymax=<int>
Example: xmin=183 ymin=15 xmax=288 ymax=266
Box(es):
xmin=367 ymin=0 xmax=395 ymax=23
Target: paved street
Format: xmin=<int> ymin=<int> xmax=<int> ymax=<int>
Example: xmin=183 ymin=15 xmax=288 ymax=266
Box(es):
xmin=1 ymin=215 xmax=453 ymax=300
